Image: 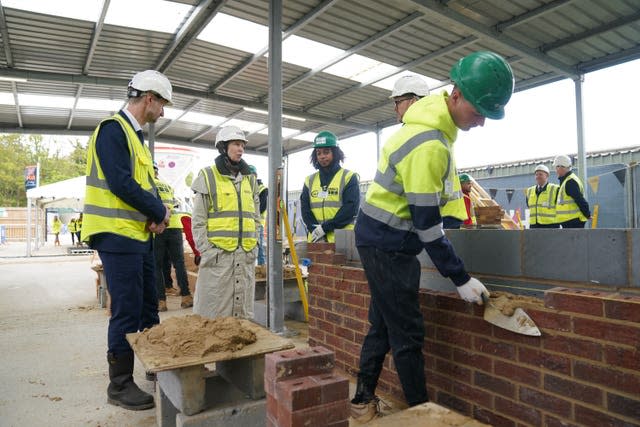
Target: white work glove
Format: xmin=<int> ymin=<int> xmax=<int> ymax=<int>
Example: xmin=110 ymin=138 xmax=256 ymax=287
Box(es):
xmin=457 ymin=277 xmax=490 ymax=305
xmin=310 ymin=225 xmax=326 ymax=242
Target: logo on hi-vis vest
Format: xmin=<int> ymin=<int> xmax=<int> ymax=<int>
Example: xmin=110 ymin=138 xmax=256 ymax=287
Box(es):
xmin=311 ymin=187 xmax=339 ymax=198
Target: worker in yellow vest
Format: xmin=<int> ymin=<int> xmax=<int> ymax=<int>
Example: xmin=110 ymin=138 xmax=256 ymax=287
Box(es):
xmin=459 ymin=173 xmax=476 ymax=227
xmin=249 ymin=165 xmax=268 ymax=266
xmin=300 ymin=131 xmax=360 ymax=243
xmin=153 ymin=164 xmax=194 ymax=311
xmin=75 ymin=213 xmax=83 ymax=246
xmin=191 ymin=125 xmax=260 ymax=319
xmin=526 ymin=164 xmax=559 ymax=228
xmin=68 ymin=218 xmax=78 ymax=245
xmin=81 ymin=69 xmax=172 ymax=411
xmin=351 ymin=51 xmax=513 ymax=421
xmin=553 ymin=155 xmax=591 ymax=228
xmin=52 ymin=215 xmax=62 ymax=246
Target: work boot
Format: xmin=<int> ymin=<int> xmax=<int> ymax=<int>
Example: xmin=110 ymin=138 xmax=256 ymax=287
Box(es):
xmin=158 ymin=300 xmax=167 ymax=312
xmin=350 ymin=378 xmax=380 ymax=423
xmin=181 ymin=294 xmax=193 ymax=309
xmin=165 ymin=287 xmax=180 ymax=296
xmin=107 ymin=352 xmax=154 ymax=410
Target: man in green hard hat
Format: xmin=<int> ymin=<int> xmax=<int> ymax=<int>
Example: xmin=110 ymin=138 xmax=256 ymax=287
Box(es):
xmin=351 ymin=51 xmax=514 ymax=421
xmin=300 ymin=131 xmax=360 ymax=243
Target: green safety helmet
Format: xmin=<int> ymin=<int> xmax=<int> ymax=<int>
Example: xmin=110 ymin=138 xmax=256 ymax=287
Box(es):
xmin=458 ymin=173 xmax=472 ymax=183
xmin=449 ymin=51 xmax=514 ymax=120
xmin=248 ymin=164 xmax=257 ymax=175
xmin=313 ymin=131 xmax=338 ymax=148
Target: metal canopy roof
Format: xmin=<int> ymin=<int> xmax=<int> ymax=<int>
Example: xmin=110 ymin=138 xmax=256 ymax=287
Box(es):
xmin=0 ymin=0 xmax=639 ymax=155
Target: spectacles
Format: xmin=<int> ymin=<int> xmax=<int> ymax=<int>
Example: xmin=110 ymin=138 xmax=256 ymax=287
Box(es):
xmin=394 ymin=97 xmax=414 ymax=107
xmin=148 ymin=92 xmax=167 ymax=105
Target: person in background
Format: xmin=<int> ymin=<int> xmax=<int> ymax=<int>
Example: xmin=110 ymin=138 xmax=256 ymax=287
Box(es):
xmin=249 ymin=165 xmax=268 ymax=266
xmin=553 ymin=155 xmax=591 ymax=228
xmin=459 ymin=173 xmax=476 ymax=227
xmin=179 ymin=212 xmax=201 ymax=267
xmin=75 ymin=213 xmax=83 ymax=246
xmin=300 ymin=131 xmax=360 ymax=243
xmin=152 ymin=164 xmax=194 ymax=311
xmin=69 ymin=218 xmax=77 ymax=245
xmin=390 ymin=75 xmax=430 ymax=123
xmin=526 ymin=164 xmax=559 ymax=228
xmin=191 ymin=125 xmax=260 ymax=319
xmin=52 ymin=215 xmax=62 ymax=246
xmin=351 ymin=51 xmax=513 ymax=421
xmin=81 ymin=69 xmax=172 ymax=411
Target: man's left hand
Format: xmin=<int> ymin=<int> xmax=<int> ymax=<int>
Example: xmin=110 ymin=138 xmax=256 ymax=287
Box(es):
xmin=310 ymin=225 xmax=326 ymax=242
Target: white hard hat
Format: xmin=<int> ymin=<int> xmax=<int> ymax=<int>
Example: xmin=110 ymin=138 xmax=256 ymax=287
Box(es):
xmin=534 ymin=164 xmax=549 ymax=175
xmin=128 ymin=70 xmax=173 ymax=105
xmin=215 ymin=126 xmax=247 ymax=144
xmin=389 ymin=75 xmax=430 ymax=98
xmin=553 ymin=155 xmax=572 ymax=168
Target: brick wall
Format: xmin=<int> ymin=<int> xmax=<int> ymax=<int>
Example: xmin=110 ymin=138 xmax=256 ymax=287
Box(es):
xmin=306 ymin=242 xmax=640 ymax=427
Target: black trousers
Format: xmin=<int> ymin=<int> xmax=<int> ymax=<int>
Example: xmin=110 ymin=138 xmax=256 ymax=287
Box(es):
xmin=356 ymin=246 xmax=428 ymax=406
xmin=154 ymin=228 xmax=191 ymax=299
xmin=560 ymin=218 xmax=586 ymax=228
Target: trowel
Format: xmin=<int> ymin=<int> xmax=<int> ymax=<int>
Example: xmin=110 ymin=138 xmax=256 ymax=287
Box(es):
xmin=481 ymin=294 xmax=541 ymax=336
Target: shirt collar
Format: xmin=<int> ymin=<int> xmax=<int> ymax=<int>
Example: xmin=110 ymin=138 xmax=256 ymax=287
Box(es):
xmin=122 ymin=107 xmax=143 ymax=133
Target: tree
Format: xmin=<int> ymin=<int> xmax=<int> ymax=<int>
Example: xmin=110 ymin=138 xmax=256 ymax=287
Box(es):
xmin=0 ymin=134 xmax=87 ymax=207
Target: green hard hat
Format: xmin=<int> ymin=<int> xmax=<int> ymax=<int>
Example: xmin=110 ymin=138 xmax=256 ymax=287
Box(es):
xmin=313 ymin=131 xmax=338 ymax=148
xmin=458 ymin=173 xmax=471 ymax=183
xmin=450 ymin=51 xmax=514 ymax=120
xmin=248 ymin=164 xmax=257 ymax=175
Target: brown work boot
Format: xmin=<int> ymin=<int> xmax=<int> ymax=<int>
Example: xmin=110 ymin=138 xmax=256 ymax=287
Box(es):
xmin=181 ymin=294 xmax=193 ymax=309
xmin=158 ymin=300 xmax=167 ymax=312
xmin=166 ymin=287 xmax=180 ymax=296
xmin=350 ymin=398 xmax=380 ymax=423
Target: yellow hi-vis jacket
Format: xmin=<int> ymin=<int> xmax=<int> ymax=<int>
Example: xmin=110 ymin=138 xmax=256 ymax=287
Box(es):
xmin=527 ymin=183 xmax=559 ymax=225
xmin=556 ymin=174 xmax=588 ymax=223
xmin=154 ymin=178 xmax=182 ymax=229
xmin=82 ymin=114 xmax=156 ymax=243
xmin=304 ymin=168 xmax=355 ymax=243
xmin=201 ymin=166 xmax=257 ymax=252
xmin=440 ymin=175 xmax=467 ymax=221
xmin=361 ymin=93 xmax=458 ymax=244
xmin=68 ymin=220 xmax=77 ymax=233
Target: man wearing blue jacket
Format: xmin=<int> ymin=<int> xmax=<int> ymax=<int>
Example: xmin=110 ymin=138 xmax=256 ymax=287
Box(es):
xmin=82 ymin=70 xmax=172 ymax=411
xmin=350 ymin=52 xmax=514 ymax=422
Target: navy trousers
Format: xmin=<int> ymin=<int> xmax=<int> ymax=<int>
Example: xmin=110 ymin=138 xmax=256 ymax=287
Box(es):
xmin=356 ymin=246 xmax=428 ymax=406
xmin=100 ymin=250 xmax=159 ymax=355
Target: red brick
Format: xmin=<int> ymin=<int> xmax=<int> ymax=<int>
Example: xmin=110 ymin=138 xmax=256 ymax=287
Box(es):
xmin=474 ymin=372 xmax=516 ymax=398
xmin=323 ymin=265 xmax=343 ymax=280
xmin=343 ymin=316 xmax=367 ymax=334
xmin=544 ymin=287 xmax=609 ymax=316
xmin=494 ymin=396 xmax=542 ymax=425
xmin=324 ymin=332 xmax=342 ymax=350
xmin=315 ymin=274 xmax=335 ymax=288
xmin=265 ymin=346 xmax=335 ymax=383
xmin=436 ymin=391 xmax=471 ymax=416
xmin=307 ymin=242 xmax=334 ymax=252
xmin=574 ymin=360 xmax=640 ymax=395
xmin=315 ymin=252 xmax=338 ymax=265
xmin=310 ymin=373 xmax=349 ymax=404
xmin=434 ymin=293 xmax=474 ymax=314
xmin=316 ymin=319 xmax=335 ymax=335
xmin=452 ymin=348 xmax=493 ymax=373
xmin=575 ymin=404 xmax=636 ymax=427
xmin=276 ymin=377 xmax=322 ymax=411
xmin=430 ymin=341 xmax=453 ymax=360
xmin=435 ymin=359 xmax=472 ymax=382
xmin=324 ymin=288 xmax=343 ymax=302
xmin=451 ymin=381 xmax=492 ymax=408
xmin=573 ymin=316 xmax=640 ymax=346
xmin=334 ymin=279 xmax=355 ymax=293
xmin=524 ymin=308 xmax=571 ymax=332
xmin=544 ymin=374 xmax=603 ymax=406
xmin=344 ymin=292 xmax=365 ymax=307
xmin=519 ymin=387 xmax=571 ymax=418
xmin=342 ymin=340 xmax=360 ymax=357
xmin=333 ymin=302 xmax=358 ymax=318
xmin=307 ymin=328 xmax=324 ymax=345
xmin=316 ymin=296 xmax=332 ymax=311
xmin=435 ymin=327 xmax=472 ymax=348
xmin=544 ymin=415 xmax=580 ymax=427
xmin=493 ymin=326 xmax=542 ymax=347
xmin=278 ymin=400 xmax=349 ymax=427
xmin=494 ymin=360 xmax=540 ymax=387
xmin=474 ymin=336 xmax=517 ymax=360
xmin=473 ymin=407 xmax=517 ymax=427
xmin=341 ymin=267 xmax=367 ymax=282
xmin=605 ymin=294 xmax=640 ymax=323
xmin=327 ymin=421 xmax=349 ymax=427
xmin=334 ymin=326 xmax=354 ymax=341
xmin=518 ymin=348 xmax=571 ymax=375
xmin=324 ymin=310 xmax=342 ymax=326
xmin=604 ymin=345 xmax=640 ymax=371
xmin=308 ymin=264 xmax=324 ymax=276
xmin=543 ymin=334 xmax=603 ymax=361
xmin=607 ymin=392 xmax=640 ymax=421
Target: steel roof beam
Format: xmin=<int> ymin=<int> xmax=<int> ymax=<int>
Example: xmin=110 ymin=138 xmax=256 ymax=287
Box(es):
xmin=0 ymin=68 xmax=375 ymax=132
xmin=156 ymin=0 xmax=226 ymax=72
xmin=67 ymin=85 xmax=83 ymax=129
xmin=578 ymin=45 xmax=640 ymax=74
xmin=83 ymin=0 xmax=110 ymax=74
xmin=208 ymin=0 xmax=338 ymax=92
xmin=190 ymin=108 xmax=248 ymax=142
xmin=156 ymin=98 xmax=200 ymax=135
xmin=0 ymin=0 xmax=13 ymax=67
xmin=408 ymin=0 xmax=578 ymax=78
xmin=11 ymin=81 xmax=21 ymax=127
xmin=282 ymin=11 xmax=424 ymax=92
xmin=304 ymin=36 xmax=477 ymax=111
xmin=495 ymin=0 xmax=572 ymax=32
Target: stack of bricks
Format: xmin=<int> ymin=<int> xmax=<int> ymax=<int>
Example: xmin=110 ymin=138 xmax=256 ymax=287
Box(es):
xmin=306 ymin=242 xmax=640 ymax=427
xmin=264 ymin=346 xmax=350 ymax=427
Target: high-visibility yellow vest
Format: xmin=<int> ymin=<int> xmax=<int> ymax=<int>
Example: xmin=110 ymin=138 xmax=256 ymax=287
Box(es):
xmin=527 ymin=183 xmax=559 ymax=225
xmin=304 ymin=168 xmax=355 ymax=243
xmin=201 ymin=166 xmax=257 ymax=252
xmin=556 ymin=174 xmax=588 ymax=223
xmin=440 ymin=175 xmax=466 ymax=221
xmin=154 ymin=178 xmax=182 ymax=229
xmin=82 ymin=114 xmax=156 ymax=243
xmin=52 ymin=219 xmax=62 ymax=234
xmin=68 ymin=220 xmax=77 ymax=233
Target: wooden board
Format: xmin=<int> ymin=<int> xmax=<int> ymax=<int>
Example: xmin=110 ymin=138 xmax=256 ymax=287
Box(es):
xmin=468 ymin=177 xmax=519 ymax=230
xmin=127 ymin=319 xmax=295 ymax=372
xmin=368 ymin=402 xmax=490 ymax=427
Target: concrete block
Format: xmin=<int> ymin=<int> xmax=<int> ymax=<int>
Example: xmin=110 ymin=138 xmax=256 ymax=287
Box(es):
xmin=176 ymin=397 xmax=266 ymax=427
xmin=157 ymin=365 xmax=206 ymax=416
xmin=587 ymin=229 xmax=628 ymax=285
xmin=419 ymin=270 xmax=453 ymax=292
xmin=467 ymin=229 xmax=522 ymax=276
xmin=523 ymin=229 xmax=588 ymax=282
xmin=217 ymin=355 xmax=265 ymax=399
xmin=203 ymin=372 xmax=247 ymax=406
xmin=631 ymin=229 xmax=640 ymax=287
xmin=335 ymin=229 xmax=358 ymax=262
xmin=156 ymin=385 xmax=179 ymax=427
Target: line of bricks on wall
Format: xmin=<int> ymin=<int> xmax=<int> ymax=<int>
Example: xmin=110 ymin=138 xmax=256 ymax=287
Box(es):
xmin=264 ymin=346 xmax=350 ymax=427
xmin=306 ymin=242 xmax=640 ymax=427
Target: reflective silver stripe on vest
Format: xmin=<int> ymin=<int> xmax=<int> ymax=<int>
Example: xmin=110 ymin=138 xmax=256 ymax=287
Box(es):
xmin=310 ymin=201 xmax=342 ymax=209
xmin=207 ymin=230 xmax=256 ymax=238
xmin=308 ymin=170 xmax=348 ymax=210
xmin=361 ymin=201 xmax=413 ymax=231
xmin=415 ymin=223 xmax=445 ymax=243
xmin=203 ymin=167 xmax=219 ymax=211
xmin=84 ymin=204 xmax=148 ymax=222
xmin=406 ymin=192 xmax=441 ymax=207
xmin=536 ymin=213 xmax=556 ymax=218
xmin=207 ymin=211 xmax=243 ymax=219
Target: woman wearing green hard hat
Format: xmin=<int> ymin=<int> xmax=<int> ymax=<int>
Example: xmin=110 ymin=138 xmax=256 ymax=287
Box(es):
xmin=300 ymin=131 xmax=360 ymax=243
